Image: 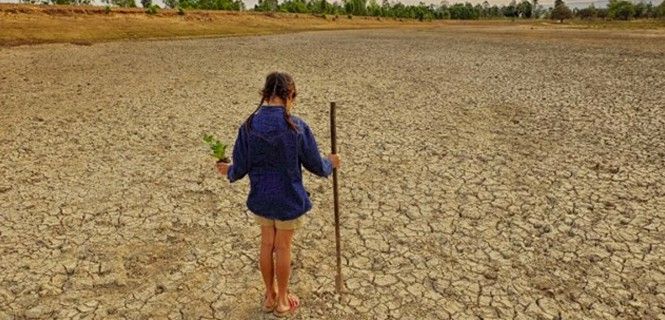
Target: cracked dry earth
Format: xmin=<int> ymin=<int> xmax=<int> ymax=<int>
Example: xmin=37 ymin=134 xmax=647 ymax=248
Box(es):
xmin=1 ymin=27 xmax=665 ymax=319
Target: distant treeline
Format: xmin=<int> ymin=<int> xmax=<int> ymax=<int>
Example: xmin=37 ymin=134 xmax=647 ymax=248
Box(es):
xmin=23 ymin=0 xmax=665 ymax=21
xmin=256 ymin=0 xmax=665 ymax=21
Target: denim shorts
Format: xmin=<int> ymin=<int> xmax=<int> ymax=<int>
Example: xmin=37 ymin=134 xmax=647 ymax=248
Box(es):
xmin=253 ymin=214 xmax=304 ymax=230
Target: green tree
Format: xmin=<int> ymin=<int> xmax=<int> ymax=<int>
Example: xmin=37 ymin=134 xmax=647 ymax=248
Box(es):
xmin=176 ymin=0 xmax=243 ymax=10
xmin=448 ymin=2 xmax=479 ymax=19
xmin=479 ymin=1 xmax=489 ymax=18
xmin=256 ymin=0 xmax=279 ymax=11
xmin=502 ymin=0 xmax=517 ymax=18
xmin=516 ymin=0 xmax=532 ymax=18
xmin=281 ymin=0 xmax=308 ymax=13
xmin=307 ymin=0 xmax=331 ymax=14
xmin=577 ymin=5 xmax=597 ymax=19
xmin=344 ymin=0 xmax=367 ymax=16
xmin=367 ymin=0 xmax=382 ymax=16
xmin=113 ymin=0 xmax=137 ymax=7
xmin=437 ymin=2 xmax=451 ymax=19
xmin=50 ymin=0 xmax=92 ymax=4
xmin=329 ymin=1 xmax=344 ymax=14
xmin=608 ymin=0 xmax=636 ymax=20
xmin=550 ymin=0 xmax=572 ymax=21
xmin=414 ymin=2 xmax=433 ymax=21
xmin=141 ymin=0 xmax=152 ymax=7
xmin=164 ymin=0 xmax=179 ymax=9
xmin=381 ymin=0 xmax=392 ymax=17
xmin=488 ymin=5 xmax=501 ymax=18
xmin=633 ymin=1 xmax=651 ymax=18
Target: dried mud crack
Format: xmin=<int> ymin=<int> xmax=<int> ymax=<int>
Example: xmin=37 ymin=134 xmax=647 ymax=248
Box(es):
xmin=1 ymin=27 xmax=664 ymax=319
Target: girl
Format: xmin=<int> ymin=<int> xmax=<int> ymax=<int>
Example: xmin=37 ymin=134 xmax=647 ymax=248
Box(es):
xmin=216 ymin=72 xmax=341 ymax=317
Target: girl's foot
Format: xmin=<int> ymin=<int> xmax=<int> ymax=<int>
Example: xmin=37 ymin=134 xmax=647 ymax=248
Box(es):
xmin=274 ymin=293 xmax=300 ymax=317
xmin=261 ymin=291 xmax=277 ymax=313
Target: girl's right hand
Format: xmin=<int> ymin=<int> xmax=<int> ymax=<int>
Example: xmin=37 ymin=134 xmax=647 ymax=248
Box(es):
xmin=328 ymin=154 xmax=341 ymax=169
xmin=216 ymin=162 xmax=230 ymax=176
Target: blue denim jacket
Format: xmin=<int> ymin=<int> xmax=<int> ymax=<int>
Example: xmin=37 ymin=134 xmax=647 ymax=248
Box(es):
xmin=227 ymin=106 xmax=333 ymax=221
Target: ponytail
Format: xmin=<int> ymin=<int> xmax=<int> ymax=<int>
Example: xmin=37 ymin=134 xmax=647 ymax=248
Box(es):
xmin=283 ymin=108 xmax=298 ymax=131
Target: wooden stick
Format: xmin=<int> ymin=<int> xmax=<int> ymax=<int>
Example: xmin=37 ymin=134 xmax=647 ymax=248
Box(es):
xmin=330 ymin=101 xmax=343 ymax=294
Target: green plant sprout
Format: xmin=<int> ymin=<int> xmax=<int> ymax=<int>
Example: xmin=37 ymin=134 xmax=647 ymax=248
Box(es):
xmin=203 ymin=134 xmax=229 ymax=163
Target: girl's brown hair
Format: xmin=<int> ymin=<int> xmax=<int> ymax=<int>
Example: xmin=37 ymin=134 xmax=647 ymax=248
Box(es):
xmin=244 ymin=72 xmax=298 ymax=131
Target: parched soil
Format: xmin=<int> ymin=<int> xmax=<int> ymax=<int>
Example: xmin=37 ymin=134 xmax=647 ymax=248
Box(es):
xmin=1 ymin=27 xmax=664 ymax=319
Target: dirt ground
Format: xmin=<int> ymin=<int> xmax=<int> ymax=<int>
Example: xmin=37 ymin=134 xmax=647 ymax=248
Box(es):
xmin=1 ymin=26 xmax=664 ymax=319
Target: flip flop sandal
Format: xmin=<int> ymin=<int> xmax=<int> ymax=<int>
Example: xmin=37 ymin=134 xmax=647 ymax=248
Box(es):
xmin=261 ymin=302 xmax=276 ymax=313
xmin=273 ymin=294 xmax=300 ymax=318
xmin=261 ymin=294 xmax=277 ymax=313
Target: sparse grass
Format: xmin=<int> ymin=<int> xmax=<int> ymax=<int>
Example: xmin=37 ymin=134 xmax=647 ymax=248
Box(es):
xmin=563 ymin=18 xmax=665 ymax=29
xmin=0 ymin=4 xmax=663 ymax=46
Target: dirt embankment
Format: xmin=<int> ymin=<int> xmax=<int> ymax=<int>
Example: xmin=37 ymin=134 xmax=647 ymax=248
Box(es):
xmin=0 ymin=3 xmax=425 ymax=46
xmin=2 ymin=3 xmax=665 ymax=47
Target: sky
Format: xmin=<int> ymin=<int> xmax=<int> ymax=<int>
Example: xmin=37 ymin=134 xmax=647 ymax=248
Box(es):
xmin=0 ymin=0 xmax=662 ymax=9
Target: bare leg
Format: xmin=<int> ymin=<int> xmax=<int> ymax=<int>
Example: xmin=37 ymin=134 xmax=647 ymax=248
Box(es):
xmin=274 ymin=228 xmax=299 ymax=313
xmin=259 ymin=226 xmax=276 ymax=309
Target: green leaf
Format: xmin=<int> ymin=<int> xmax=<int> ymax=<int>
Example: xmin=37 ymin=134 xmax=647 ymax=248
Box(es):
xmin=203 ymin=133 xmax=228 ymax=161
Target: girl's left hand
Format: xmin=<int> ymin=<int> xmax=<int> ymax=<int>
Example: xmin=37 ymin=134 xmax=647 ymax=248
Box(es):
xmin=216 ymin=162 xmax=230 ymax=176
